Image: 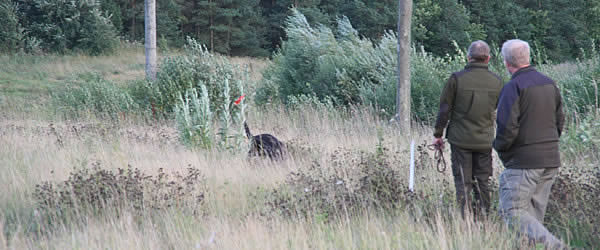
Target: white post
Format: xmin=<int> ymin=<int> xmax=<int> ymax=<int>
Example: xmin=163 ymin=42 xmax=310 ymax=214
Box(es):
xmin=409 ymin=140 xmax=415 ymax=192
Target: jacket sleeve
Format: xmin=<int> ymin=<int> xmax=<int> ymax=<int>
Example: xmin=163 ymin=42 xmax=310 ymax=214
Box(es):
xmin=493 ymin=82 xmax=520 ymax=152
xmin=555 ymin=85 xmax=565 ymax=137
xmin=434 ymin=74 xmax=457 ymax=138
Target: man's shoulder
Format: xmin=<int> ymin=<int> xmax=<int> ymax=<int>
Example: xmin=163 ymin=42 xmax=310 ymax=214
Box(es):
xmin=454 ymin=67 xmax=501 ymax=79
xmin=511 ymin=68 xmax=555 ymax=89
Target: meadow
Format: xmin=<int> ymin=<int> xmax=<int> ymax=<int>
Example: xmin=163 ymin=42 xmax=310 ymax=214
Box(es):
xmin=0 ymin=43 xmax=599 ymax=250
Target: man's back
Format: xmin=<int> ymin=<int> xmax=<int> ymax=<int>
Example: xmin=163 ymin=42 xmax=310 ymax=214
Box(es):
xmin=494 ymin=66 xmax=565 ymax=168
xmin=435 ymin=63 xmax=503 ymax=150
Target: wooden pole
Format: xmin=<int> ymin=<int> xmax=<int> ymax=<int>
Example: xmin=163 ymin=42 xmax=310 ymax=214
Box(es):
xmin=396 ymin=0 xmax=412 ymax=132
xmin=145 ymin=0 xmax=157 ymax=80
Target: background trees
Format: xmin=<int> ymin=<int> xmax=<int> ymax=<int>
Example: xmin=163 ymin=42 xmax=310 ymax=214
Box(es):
xmin=1 ymin=0 xmax=599 ymax=60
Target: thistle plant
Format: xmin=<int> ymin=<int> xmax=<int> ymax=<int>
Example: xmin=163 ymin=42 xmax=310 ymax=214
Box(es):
xmin=175 ymin=85 xmax=213 ymax=148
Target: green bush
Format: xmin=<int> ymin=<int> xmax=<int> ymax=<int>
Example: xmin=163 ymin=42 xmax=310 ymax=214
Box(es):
xmin=258 ymin=10 xmax=472 ymax=122
xmin=0 ymin=1 xmax=24 ymax=53
xmin=52 ymin=74 xmax=138 ymax=121
xmin=560 ymin=112 xmax=600 ymax=158
xmin=152 ymin=38 xmax=249 ymax=149
xmin=19 ymin=0 xmax=119 ymax=55
xmin=259 ymin=9 xmax=600 ymax=124
xmin=150 ymin=37 xmax=247 ymax=117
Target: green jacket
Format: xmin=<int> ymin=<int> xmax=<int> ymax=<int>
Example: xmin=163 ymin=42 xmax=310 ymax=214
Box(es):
xmin=434 ymin=62 xmax=503 ymax=150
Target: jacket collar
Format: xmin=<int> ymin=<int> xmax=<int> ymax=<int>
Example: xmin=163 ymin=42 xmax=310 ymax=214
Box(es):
xmin=511 ymin=65 xmax=536 ymax=79
xmin=465 ymin=62 xmax=489 ymax=70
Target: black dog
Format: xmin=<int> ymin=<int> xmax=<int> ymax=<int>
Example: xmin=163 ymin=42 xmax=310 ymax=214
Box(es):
xmin=244 ymin=121 xmax=286 ymax=160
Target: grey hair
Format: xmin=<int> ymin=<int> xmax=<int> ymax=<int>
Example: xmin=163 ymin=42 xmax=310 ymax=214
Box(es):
xmin=467 ymin=40 xmax=490 ymax=62
xmin=501 ymin=39 xmax=531 ymax=67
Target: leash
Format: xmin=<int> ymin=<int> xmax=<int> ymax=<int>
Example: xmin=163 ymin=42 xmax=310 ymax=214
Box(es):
xmin=427 ymin=144 xmax=447 ymax=173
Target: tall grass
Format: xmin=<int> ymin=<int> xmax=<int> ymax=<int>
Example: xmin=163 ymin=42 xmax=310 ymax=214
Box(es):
xmin=1 ymin=36 xmax=599 ymax=249
xmin=1 ymin=102 xmax=598 ymax=249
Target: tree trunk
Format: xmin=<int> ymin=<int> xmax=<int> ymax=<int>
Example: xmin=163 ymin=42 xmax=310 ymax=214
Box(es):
xmin=396 ymin=0 xmax=412 ymax=132
xmin=210 ymin=0 xmax=214 ymax=52
xmin=131 ymin=0 xmax=136 ymax=40
xmin=145 ymin=0 xmax=157 ymax=80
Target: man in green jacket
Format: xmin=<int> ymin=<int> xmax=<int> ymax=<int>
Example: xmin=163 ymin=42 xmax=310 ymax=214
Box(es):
xmin=494 ymin=39 xmax=565 ymax=248
xmin=433 ymin=40 xmax=503 ymax=217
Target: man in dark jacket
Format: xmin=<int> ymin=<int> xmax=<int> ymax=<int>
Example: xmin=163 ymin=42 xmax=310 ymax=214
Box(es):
xmin=433 ymin=40 xmax=503 ymax=217
xmin=494 ymin=39 xmax=565 ymax=249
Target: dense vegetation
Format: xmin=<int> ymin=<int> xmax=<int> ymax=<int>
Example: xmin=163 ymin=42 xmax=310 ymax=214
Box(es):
xmin=1 ymin=1 xmax=599 ymax=248
xmin=1 ymin=0 xmax=600 ymax=60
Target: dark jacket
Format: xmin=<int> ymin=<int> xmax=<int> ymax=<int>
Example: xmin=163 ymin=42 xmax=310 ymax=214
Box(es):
xmin=434 ymin=62 xmax=503 ymax=150
xmin=493 ymin=66 xmax=565 ymax=169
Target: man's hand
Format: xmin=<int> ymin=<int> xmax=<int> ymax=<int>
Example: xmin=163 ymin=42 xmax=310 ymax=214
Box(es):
xmin=433 ymin=137 xmax=445 ymax=150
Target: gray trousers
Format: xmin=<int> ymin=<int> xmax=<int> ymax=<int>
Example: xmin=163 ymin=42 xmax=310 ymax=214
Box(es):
xmin=450 ymin=145 xmax=493 ymax=217
xmin=499 ymin=168 xmax=564 ymax=249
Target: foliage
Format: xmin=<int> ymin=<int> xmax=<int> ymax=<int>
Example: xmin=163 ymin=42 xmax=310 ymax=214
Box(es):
xmin=539 ymin=48 xmax=600 ymax=116
xmin=259 ymin=10 xmax=395 ymax=106
xmin=159 ymin=38 xmax=248 ymax=149
xmin=15 ymin=0 xmax=119 ymax=55
xmin=175 ymin=86 xmax=213 ymax=148
xmin=560 ymin=113 xmax=600 ymax=159
xmin=262 ymin=137 xmax=456 ymax=221
xmin=0 ymin=1 xmax=25 ymax=53
xmin=2 ymin=0 xmax=600 ymax=59
xmin=263 ymin=147 xmax=418 ymax=220
xmin=150 ymin=37 xmax=246 ymax=116
xmin=412 ymin=0 xmax=486 ymax=55
xmin=34 ymin=162 xmax=206 ymax=224
xmin=258 ymin=11 xmax=477 ymax=122
xmin=52 ymin=74 xmax=139 ymax=121
xmin=547 ymin=167 xmax=600 ymax=247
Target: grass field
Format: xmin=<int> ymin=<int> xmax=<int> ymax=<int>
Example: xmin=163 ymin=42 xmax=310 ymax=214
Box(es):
xmin=0 ymin=48 xmax=598 ymax=249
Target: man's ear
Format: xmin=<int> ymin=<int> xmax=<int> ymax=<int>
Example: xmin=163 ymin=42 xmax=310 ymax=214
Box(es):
xmin=484 ymin=55 xmax=491 ymax=63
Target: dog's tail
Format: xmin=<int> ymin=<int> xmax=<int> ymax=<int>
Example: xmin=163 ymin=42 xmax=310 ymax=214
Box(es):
xmin=243 ymin=121 xmax=252 ymax=139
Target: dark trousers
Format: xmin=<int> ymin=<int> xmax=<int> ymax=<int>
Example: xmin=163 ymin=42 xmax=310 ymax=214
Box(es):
xmin=450 ymin=144 xmax=493 ymax=217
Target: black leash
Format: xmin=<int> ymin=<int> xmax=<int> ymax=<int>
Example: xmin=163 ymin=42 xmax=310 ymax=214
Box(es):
xmin=427 ymin=144 xmax=447 ymax=173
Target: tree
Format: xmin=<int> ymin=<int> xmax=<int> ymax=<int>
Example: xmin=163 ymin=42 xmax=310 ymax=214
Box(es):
xmin=0 ymin=1 xmax=24 ymax=53
xmin=396 ymin=0 xmax=412 ymax=131
xmin=412 ymin=0 xmax=485 ymax=55
xmin=15 ymin=0 xmax=119 ymax=54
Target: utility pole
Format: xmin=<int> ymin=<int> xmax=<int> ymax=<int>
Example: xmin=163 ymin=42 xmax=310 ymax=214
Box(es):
xmin=145 ymin=0 xmax=157 ymax=80
xmin=396 ymin=0 xmax=412 ymax=132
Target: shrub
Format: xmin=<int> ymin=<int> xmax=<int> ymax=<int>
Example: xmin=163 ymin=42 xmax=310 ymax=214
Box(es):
xmin=0 ymin=1 xmax=25 ymax=53
xmin=19 ymin=0 xmax=119 ymax=55
xmin=74 ymin=8 xmax=119 ymax=55
xmin=261 ymin=137 xmax=455 ymax=221
xmin=258 ymin=10 xmax=502 ymax=123
xmin=547 ymin=167 xmax=600 ymax=247
xmin=34 ymin=162 xmax=207 ymax=224
xmin=153 ymin=38 xmax=249 ymax=149
xmin=560 ymin=112 xmax=600 ymax=158
xmin=150 ymin=37 xmax=247 ymax=116
xmin=52 ymin=74 xmax=139 ymax=121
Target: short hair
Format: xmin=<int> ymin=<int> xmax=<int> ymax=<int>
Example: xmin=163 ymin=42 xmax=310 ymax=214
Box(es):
xmin=501 ymin=39 xmax=531 ymax=67
xmin=467 ymin=40 xmax=490 ymax=62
